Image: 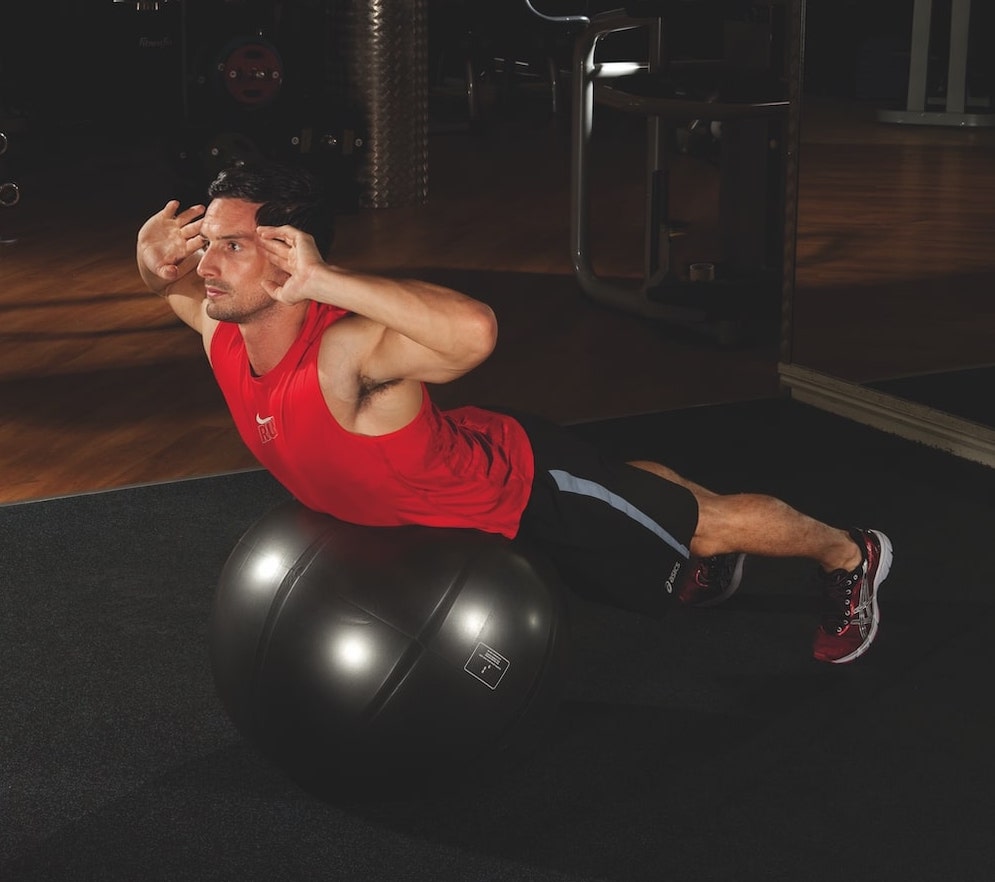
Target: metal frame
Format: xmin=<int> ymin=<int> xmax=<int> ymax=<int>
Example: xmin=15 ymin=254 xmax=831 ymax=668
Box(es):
xmin=568 ymin=9 xmax=791 ymax=339
xmin=877 ymin=0 xmax=994 ymax=128
xmin=571 ymin=11 xmax=671 ymax=320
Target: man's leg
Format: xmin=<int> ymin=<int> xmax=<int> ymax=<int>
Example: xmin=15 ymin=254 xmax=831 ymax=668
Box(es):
xmin=629 ymin=460 xmax=861 ymax=571
xmin=630 ymin=459 xmax=892 ymax=664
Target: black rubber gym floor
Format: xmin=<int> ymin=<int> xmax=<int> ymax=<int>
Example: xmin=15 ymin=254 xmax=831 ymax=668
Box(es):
xmin=3 ymin=398 xmax=993 ymax=882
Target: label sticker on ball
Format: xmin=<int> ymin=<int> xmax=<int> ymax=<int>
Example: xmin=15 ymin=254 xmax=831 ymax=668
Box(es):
xmin=464 ymin=642 xmax=510 ymax=689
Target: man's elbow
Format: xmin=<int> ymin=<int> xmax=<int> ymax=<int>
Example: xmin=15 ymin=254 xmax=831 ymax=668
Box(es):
xmin=463 ymin=302 xmax=499 ymax=368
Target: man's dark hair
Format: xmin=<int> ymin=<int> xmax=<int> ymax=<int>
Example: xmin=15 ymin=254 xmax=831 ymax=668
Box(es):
xmin=207 ymin=161 xmax=335 ymax=256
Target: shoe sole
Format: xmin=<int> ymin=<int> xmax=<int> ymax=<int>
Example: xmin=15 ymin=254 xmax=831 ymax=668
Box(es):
xmin=828 ymin=529 xmax=893 ymax=664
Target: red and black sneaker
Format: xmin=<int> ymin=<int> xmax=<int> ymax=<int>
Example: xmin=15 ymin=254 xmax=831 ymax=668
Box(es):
xmin=677 ymin=553 xmax=746 ymax=607
xmin=813 ymin=528 xmax=893 ymax=664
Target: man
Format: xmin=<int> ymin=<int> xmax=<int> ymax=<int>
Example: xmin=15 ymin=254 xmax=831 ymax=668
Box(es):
xmin=137 ymin=161 xmax=891 ymax=664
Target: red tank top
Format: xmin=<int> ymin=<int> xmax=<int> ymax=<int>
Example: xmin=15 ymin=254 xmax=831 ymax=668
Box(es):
xmin=209 ymin=301 xmax=534 ymax=538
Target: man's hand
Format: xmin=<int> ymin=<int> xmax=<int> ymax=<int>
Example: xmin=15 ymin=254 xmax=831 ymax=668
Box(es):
xmin=137 ymin=200 xmax=205 ymax=289
xmin=256 ymin=224 xmax=327 ymax=304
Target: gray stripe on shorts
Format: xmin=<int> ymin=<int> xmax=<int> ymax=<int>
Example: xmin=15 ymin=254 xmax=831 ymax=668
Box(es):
xmin=548 ymin=468 xmax=690 ymax=559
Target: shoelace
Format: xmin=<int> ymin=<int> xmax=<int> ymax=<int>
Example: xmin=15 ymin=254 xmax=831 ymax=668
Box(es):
xmin=821 ymin=566 xmax=863 ymax=633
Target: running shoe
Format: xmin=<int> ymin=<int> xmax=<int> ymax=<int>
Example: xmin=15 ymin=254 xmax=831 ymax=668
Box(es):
xmin=677 ymin=553 xmax=746 ymax=607
xmin=812 ymin=528 xmax=893 ymax=664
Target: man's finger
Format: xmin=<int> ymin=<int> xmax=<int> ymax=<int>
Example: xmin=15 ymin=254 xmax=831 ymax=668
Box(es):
xmin=177 ymin=205 xmax=206 ymax=226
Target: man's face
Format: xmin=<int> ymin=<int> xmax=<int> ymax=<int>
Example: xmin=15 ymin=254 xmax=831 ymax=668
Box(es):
xmin=196 ymin=198 xmax=285 ymax=323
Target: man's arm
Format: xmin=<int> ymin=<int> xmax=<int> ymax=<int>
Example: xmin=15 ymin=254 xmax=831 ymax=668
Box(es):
xmin=137 ymin=200 xmax=209 ymax=332
xmin=257 ymin=224 xmax=497 ymax=385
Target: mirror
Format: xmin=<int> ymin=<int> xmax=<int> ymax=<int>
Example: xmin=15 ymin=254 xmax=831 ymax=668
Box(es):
xmin=781 ymin=0 xmax=995 ymax=466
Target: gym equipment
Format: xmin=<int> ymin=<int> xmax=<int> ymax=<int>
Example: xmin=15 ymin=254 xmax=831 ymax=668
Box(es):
xmin=152 ymin=0 xmax=365 ymax=211
xmin=209 ymin=501 xmax=570 ymax=796
xmin=107 ymin=0 xmax=186 ymax=122
xmin=525 ymin=1 xmax=802 ymax=344
xmin=0 ymin=181 xmax=19 ymax=208
xmin=112 ymin=0 xmax=173 ymax=10
xmin=1 ymin=131 xmax=20 ymax=244
xmin=200 ymin=130 xmax=265 ymax=180
xmin=429 ymin=1 xmax=581 ymax=126
xmin=331 ymin=0 xmax=429 ymax=207
xmin=169 ymin=109 xmax=365 ymax=211
xmin=215 ymin=36 xmax=284 ymax=108
xmin=877 ymin=0 xmax=994 ymax=128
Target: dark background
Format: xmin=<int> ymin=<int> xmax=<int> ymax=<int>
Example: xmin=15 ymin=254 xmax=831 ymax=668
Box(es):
xmin=3 ymin=1 xmax=992 ymax=172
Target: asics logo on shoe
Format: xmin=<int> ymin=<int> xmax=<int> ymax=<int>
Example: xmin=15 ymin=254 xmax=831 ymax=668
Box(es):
xmin=855 ymin=577 xmax=873 ymax=636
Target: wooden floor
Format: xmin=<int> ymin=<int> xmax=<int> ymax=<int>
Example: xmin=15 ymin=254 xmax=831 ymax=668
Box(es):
xmin=791 ymin=98 xmax=995 ymax=382
xmin=1 ymin=94 xmax=993 ymax=504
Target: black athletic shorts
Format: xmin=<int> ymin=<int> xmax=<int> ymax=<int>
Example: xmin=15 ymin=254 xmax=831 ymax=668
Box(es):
xmin=510 ymin=412 xmax=699 ymax=616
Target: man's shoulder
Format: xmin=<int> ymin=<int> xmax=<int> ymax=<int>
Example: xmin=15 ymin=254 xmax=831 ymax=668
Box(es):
xmin=316 ymin=309 xmax=376 ymax=349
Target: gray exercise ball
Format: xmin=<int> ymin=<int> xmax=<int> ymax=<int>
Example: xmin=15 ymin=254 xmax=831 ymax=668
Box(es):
xmin=209 ymin=500 xmax=570 ymax=796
